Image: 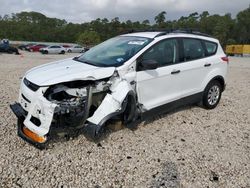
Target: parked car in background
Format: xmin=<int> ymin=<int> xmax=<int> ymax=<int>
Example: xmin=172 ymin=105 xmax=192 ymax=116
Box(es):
xmin=40 ymin=45 xmax=66 ymax=54
xmin=0 ymin=43 xmax=19 ymax=54
xmin=28 ymin=44 xmax=47 ymax=52
xmin=62 ymin=44 xmax=71 ymax=49
xmin=67 ymin=45 xmax=85 ymax=53
xmin=18 ymin=43 xmax=36 ymax=50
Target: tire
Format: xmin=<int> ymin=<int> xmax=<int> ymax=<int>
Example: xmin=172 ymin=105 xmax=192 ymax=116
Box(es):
xmin=7 ymin=49 xmax=13 ymax=54
xmin=44 ymin=50 xmax=48 ymax=54
xmin=61 ymin=50 xmax=65 ymax=54
xmin=84 ymin=123 xmax=105 ymax=141
xmin=68 ymin=49 xmax=72 ymax=53
xmin=202 ymin=80 xmax=222 ymax=109
xmin=123 ymin=95 xmax=136 ymax=124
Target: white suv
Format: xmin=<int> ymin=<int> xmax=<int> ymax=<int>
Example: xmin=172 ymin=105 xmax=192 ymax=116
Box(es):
xmin=10 ymin=31 xmax=228 ymax=148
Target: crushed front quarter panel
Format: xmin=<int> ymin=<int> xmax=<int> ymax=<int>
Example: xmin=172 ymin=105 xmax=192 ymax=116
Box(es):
xmin=87 ymin=78 xmax=133 ymax=125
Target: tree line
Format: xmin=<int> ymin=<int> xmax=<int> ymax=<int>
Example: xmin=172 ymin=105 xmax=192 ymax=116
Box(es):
xmin=0 ymin=5 xmax=249 ymax=47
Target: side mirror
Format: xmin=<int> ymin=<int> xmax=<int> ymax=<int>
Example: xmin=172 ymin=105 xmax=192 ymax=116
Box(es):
xmin=141 ymin=59 xmax=158 ymax=70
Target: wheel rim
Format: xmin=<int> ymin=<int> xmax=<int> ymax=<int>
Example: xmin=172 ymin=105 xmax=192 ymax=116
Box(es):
xmin=207 ymin=85 xmax=220 ymax=105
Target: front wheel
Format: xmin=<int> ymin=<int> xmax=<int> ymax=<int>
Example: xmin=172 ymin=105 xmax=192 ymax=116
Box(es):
xmin=61 ymin=50 xmax=65 ymax=54
xmin=202 ymin=80 xmax=222 ymax=109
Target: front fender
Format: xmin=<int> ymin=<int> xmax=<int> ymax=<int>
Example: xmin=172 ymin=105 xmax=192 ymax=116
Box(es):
xmin=87 ymin=80 xmax=134 ymax=125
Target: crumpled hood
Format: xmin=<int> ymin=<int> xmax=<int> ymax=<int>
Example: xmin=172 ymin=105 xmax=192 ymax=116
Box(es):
xmin=25 ymin=58 xmax=115 ymax=86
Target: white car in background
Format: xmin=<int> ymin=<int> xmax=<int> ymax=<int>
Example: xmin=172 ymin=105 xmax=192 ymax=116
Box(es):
xmin=67 ymin=45 xmax=85 ymax=53
xmin=40 ymin=45 xmax=66 ymax=54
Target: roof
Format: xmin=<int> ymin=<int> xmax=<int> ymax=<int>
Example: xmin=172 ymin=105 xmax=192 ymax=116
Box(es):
xmin=121 ymin=29 xmax=215 ymax=39
xmin=121 ymin=32 xmax=164 ymax=39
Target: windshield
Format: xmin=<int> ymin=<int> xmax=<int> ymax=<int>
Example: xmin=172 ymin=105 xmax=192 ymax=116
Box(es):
xmin=76 ymin=36 xmax=152 ymax=67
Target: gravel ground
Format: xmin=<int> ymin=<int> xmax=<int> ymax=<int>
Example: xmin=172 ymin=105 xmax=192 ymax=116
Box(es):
xmin=0 ymin=51 xmax=249 ymax=188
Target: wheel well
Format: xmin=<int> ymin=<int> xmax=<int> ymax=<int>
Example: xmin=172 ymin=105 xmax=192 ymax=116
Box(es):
xmin=122 ymin=92 xmax=137 ymax=124
xmin=210 ymin=76 xmax=225 ymax=91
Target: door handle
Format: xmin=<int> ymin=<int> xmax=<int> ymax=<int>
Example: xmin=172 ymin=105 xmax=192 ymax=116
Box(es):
xmin=204 ymin=63 xmax=211 ymax=67
xmin=171 ymin=70 xmax=180 ymax=74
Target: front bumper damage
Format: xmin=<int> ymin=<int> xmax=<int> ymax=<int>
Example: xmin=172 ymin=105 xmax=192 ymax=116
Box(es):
xmin=10 ymin=103 xmax=47 ymax=149
xmin=10 ymin=76 xmax=134 ymax=149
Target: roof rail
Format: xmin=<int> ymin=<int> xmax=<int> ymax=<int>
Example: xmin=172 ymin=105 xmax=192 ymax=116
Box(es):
xmin=125 ymin=28 xmax=213 ymax=38
xmin=170 ymin=29 xmax=212 ymax=38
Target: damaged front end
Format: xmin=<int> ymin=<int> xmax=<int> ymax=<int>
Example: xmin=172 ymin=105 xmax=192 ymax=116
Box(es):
xmin=10 ymin=72 xmax=135 ymax=149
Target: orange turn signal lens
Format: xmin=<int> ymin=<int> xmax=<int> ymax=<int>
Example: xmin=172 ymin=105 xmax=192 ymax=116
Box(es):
xmin=23 ymin=127 xmax=46 ymax=143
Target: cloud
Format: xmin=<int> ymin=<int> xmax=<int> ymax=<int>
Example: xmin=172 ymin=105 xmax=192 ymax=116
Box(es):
xmin=0 ymin=0 xmax=249 ymax=23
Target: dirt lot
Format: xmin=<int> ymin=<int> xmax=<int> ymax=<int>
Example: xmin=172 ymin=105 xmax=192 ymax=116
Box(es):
xmin=0 ymin=51 xmax=249 ymax=188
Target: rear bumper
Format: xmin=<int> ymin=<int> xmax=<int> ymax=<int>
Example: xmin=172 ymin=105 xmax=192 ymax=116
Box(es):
xmin=10 ymin=103 xmax=48 ymax=149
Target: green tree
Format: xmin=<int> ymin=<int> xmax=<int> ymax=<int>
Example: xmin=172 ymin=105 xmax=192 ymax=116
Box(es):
xmin=0 ymin=8 xmax=250 ymax=45
xmin=227 ymin=38 xmax=236 ymax=45
xmin=212 ymin=14 xmax=235 ymax=47
xmin=154 ymin=11 xmax=166 ymax=27
xmin=77 ymin=31 xmax=101 ymax=46
xmin=142 ymin=19 xmax=150 ymax=26
xmin=235 ymin=5 xmax=250 ymax=43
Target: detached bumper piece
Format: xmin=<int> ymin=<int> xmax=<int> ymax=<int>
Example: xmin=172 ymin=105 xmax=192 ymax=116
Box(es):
xmin=10 ymin=103 xmax=48 ymax=149
xmin=10 ymin=102 xmax=27 ymax=118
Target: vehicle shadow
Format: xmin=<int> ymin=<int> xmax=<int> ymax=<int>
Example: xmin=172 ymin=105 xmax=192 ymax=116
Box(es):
xmin=45 ymin=104 xmax=199 ymax=149
xmin=86 ymin=104 xmax=200 ymax=143
xmin=142 ymin=104 xmax=197 ymax=126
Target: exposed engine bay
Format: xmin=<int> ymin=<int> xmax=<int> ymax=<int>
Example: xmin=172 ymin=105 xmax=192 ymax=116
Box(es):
xmin=45 ymin=79 xmax=113 ymax=133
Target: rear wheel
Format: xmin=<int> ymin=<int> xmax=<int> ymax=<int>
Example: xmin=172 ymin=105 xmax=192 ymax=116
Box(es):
xmin=202 ymin=80 xmax=222 ymax=109
xmin=61 ymin=50 xmax=65 ymax=54
xmin=44 ymin=50 xmax=48 ymax=54
xmin=68 ymin=49 xmax=72 ymax=53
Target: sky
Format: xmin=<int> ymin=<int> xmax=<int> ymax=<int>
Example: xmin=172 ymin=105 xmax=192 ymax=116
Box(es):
xmin=0 ymin=0 xmax=249 ymax=23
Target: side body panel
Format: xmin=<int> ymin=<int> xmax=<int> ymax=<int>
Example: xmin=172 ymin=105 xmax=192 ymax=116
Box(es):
xmin=136 ymin=64 xmax=183 ymax=110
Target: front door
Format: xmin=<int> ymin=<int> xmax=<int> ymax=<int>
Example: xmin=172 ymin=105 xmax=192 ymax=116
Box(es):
xmin=136 ymin=38 xmax=183 ymax=110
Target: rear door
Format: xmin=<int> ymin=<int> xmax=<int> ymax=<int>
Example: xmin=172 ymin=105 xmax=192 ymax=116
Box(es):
xmin=49 ymin=46 xmax=57 ymax=53
xmin=54 ymin=46 xmax=62 ymax=53
xmin=177 ymin=38 xmax=210 ymax=97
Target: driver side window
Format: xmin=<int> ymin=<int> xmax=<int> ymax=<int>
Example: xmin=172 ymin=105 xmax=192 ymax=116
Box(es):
xmin=139 ymin=39 xmax=179 ymax=69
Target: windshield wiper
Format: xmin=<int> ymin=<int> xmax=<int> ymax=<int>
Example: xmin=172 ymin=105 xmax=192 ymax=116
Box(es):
xmin=73 ymin=57 xmax=99 ymax=67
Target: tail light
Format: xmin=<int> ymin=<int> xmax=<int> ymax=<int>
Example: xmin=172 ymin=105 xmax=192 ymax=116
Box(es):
xmin=221 ymin=56 xmax=229 ymax=63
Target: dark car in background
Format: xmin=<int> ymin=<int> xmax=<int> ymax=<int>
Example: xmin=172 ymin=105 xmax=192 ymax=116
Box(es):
xmin=18 ymin=43 xmax=36 ymax=50
xmin=0 ymin=43 xmax=20 ymax=54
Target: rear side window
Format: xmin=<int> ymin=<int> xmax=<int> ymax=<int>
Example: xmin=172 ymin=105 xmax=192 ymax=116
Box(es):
xmin=183 ymin=38 xmax=205 ymax=61
xmin=50 ymin=46 xmax=60 ymax=48
xmin=204 ymin=41 xmax=217 ymax=56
